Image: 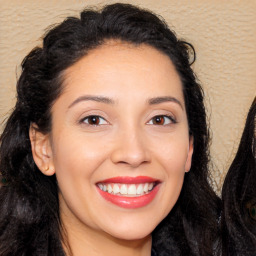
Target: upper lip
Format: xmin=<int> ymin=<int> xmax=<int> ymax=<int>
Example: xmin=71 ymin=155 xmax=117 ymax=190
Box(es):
xmin=96 ymin=176 xmax=160 ymax=184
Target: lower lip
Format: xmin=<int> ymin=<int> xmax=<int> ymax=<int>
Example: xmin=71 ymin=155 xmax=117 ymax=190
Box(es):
xmin=97 ymin=185 xmax=160 ymax=209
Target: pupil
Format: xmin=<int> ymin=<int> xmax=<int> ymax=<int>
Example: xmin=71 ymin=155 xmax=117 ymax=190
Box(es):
xmin=154 ymin=116 xmax=164 ymax=125
xmin=89 ymin=116 xmax=99 ymax=125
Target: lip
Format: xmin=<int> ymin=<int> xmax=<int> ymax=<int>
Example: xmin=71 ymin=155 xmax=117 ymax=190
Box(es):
xmin=96 ymin=176 xmax=160 ymax=209
xmin=98 ymin=176 xmax=158 ymax=184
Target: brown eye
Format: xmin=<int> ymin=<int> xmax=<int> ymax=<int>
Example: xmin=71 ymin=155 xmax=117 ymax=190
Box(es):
xmin=88 ymin=116 xmax=100 ymax=125
xmin=82 ymin=115 xmax=107 ymax=126
xmin=153 ymin=116 xmax=165 ymax=125
xmin=148 ymin=115 xmax=175 ymax=125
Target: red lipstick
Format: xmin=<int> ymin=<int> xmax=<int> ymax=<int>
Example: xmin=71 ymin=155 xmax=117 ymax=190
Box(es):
xmin=96 ymin=176 xmax=160 ymax=209
xmin=99 ymin=176 xmax=157 ymax=184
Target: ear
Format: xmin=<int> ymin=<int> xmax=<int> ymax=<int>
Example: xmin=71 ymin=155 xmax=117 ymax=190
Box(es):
xmin=185 ymin=136 xmax=194 ymax=173
xmin=29 ymin=123 xmax=55 ymax=176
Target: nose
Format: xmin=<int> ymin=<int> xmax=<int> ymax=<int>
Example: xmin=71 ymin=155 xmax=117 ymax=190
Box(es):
xmin=110 ymin=129 xmax=151 ymax=168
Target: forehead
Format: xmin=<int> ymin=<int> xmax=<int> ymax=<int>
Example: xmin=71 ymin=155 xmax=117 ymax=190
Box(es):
xmin=61 ymin=41 xmax=184 ymax=104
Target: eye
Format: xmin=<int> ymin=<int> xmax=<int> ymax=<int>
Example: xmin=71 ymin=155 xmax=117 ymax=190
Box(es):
xmin=148 ymin=115 xmax=176 ymax=125
xmin=81 ymin=115 xmax=108 ymax=126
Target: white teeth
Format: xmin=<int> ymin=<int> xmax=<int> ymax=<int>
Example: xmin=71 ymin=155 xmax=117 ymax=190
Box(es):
xmin=120 ymin=184 xmax=128 ymax=195
xmin=148 ymin=183 xmax=154 ymax=191
xmin=143 ymin=183 xmax=149 ymax=193
xmin=137 ymin=184 xmax=143 ymax=195
xmin=107 ymin=184 xmax=112 ymax=193
xmin=99 ymin=184 xmax=103 ymax=190
xmin=128 ymin=184 xmax=137 ymax=195
xmin=98 ymin=182 xmax=156 ymax=196
xmin=113 ymin=184 xmax=119 ymax=194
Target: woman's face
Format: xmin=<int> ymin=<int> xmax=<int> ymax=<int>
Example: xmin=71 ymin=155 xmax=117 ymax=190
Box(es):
xmin=35 ymin=41 xmax=193 ymax=241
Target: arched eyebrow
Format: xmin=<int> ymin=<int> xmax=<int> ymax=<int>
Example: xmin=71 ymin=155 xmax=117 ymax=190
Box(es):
xmin=68 ymin=95 xmax=115 ymax=109
xmin=148 ymin=96 xmax=183 ymax=110
xmin=68 ymin=95 xmax=183 ymax=110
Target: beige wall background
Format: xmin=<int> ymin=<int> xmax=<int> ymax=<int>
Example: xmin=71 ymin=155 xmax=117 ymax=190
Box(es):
xmin=0 ymin=0 xmax=255 ymax=192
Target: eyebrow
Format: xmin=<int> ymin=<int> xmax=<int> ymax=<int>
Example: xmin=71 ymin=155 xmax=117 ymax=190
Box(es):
xmin=68 ymin=95 xmax=183 ymax=110
xmin=148 ymin=96 xmax=183 ymax=109
xmin=68 ymin=95 xmax=115 ymax=108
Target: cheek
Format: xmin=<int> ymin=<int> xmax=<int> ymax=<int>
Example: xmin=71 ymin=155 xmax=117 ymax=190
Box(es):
xmin=51 ymin=131 xmax=110 ymax=182
xmin=51 ymin=132 xmax=112 ymax=227
xmin=153 ymin=136 xmax=189 ymax=210
xmin=162 ymin=144 xmax=187 ymax=187
xmin=154 ymin=135 xmax=189 ymax=174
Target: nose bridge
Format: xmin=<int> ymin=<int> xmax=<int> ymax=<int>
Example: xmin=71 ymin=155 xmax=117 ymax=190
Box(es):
xmin=110 ymin=123 xmax=150 ymax=167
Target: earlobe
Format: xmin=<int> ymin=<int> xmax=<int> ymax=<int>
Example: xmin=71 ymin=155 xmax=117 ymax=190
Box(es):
xmin=185 ymin=136 xmax=194 ymax=173
xmin=29 ymin=123 xmax=55 ymax=176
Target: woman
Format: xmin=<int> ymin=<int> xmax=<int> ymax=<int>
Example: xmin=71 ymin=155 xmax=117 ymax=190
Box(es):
xmin=0 ymin=3 xmax=220 ymax=256
xmin=222 ymin=97 xmax=256 ymax=256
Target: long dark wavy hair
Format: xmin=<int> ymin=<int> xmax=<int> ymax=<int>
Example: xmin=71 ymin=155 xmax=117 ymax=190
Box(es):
xmin=0 ymin=3 xmax=220 ymax=256
xmin=221 ymin=97 xmax=256 ymax=256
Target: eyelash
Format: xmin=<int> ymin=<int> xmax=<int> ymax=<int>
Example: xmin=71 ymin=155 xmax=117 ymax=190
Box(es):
xmin=80 ymin=114 xmax=176 ymax=126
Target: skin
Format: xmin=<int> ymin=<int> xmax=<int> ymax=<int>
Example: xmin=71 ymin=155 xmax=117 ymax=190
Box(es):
xmin=30 ymin=41 xmax=193 ymax=256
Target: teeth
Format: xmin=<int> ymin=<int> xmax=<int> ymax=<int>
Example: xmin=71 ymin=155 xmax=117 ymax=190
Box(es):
xmin=137 ymin=184 xmax=143 ymax=194
xmin=120 ymin=184 xmax=127 ymax=195
xmin=107 ymin=184 xmax=112 ymax=193
xmin=98 ymin=182 xmax=156 ymax=196
xmin=143 ymin=183 xmax=149 ymax=193
xmin=113 ymin=184 xmax=119 ymax=194
xmin=128 ymin=184 xmax=136 ymax=195
xmin=99 ymin=184 xmax=103 ymax=190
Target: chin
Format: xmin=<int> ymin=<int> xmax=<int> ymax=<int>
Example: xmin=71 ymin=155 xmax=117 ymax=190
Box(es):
xmin=111 ymin=229 xmax=153 ymax=241
xmin=102 ymin=218 xmax=158 ymax=241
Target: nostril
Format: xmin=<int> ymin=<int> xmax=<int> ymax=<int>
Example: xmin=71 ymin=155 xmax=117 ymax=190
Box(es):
xmin=110 ymin=149 xmax=151 ymax=167
xmin=110 ymin=134 xmax=151 ymax=167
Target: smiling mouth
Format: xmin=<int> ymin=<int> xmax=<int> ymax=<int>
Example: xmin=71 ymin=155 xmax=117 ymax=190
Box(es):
xmin=97 ymin=182 xmax=156 ymax=197
xmin=96 ymin=176 xmax=160 ymax=209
